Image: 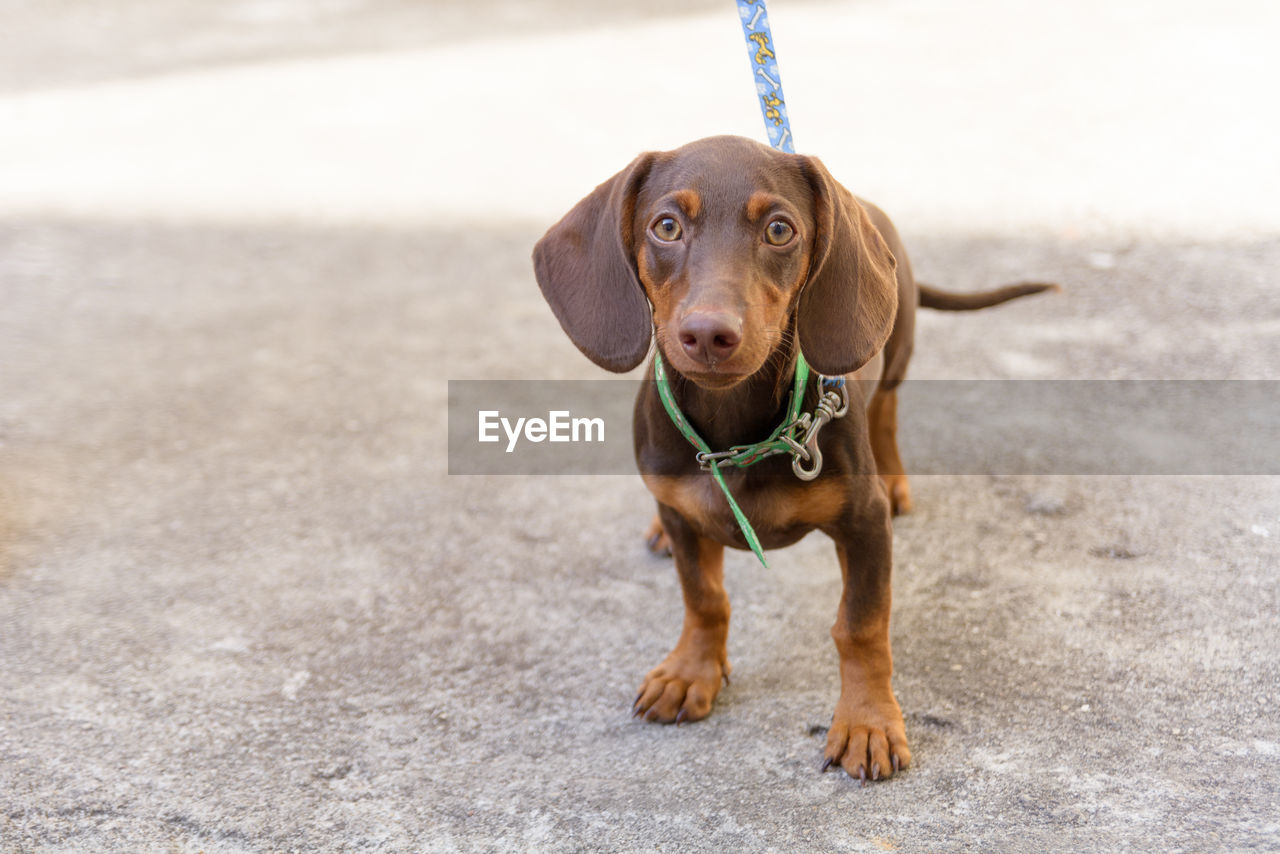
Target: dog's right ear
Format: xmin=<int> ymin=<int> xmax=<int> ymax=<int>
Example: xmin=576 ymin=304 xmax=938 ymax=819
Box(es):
xmin=532 ymin=154 xmax=657 ymax=373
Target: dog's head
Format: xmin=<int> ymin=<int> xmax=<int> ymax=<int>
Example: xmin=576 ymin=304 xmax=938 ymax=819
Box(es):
xmin=532 ymin=135 xmax=898 ymax=386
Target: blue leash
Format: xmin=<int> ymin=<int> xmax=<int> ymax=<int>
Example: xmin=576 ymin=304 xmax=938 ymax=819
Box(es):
xmin=735 ymin=0 xmax=795 ymax=153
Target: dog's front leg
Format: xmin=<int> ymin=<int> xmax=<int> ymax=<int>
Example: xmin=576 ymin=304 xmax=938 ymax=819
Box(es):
xmin=822 ymin=489 xmax=912 ymax=781
xmin=632 ymin=504 xmax=730 ymax=724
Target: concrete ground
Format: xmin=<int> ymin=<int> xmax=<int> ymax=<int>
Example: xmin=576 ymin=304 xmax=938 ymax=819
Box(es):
xmin=1 ymin=1 xmax=1278 ymax=852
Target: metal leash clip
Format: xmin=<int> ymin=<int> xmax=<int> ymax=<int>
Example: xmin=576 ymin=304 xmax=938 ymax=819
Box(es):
xmin=790 ymin=379 xmax=850 ymax=481
xmin=691 ymin=377 xmax=849 ymax=481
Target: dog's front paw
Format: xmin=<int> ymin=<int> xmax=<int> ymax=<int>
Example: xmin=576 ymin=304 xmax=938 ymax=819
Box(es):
xmin=632 ymin=650 xmax=729 ymax=724
xmin=821 ymin=698 xmax=911 ymax=783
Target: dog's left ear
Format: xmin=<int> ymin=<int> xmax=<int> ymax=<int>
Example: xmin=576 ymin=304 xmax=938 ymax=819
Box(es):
xmin=795 ymin=156 xmax=899 ymax=376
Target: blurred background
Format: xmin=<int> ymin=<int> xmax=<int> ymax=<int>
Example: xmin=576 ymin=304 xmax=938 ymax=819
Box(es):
xmin=2 ymin=0 xmax=1277 ymax=235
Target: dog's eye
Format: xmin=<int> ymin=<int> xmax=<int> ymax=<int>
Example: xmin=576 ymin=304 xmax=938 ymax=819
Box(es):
xmin=652 ymin=217 xmax=683 ymax=242
xmin=764 ymin=219 xmax=795 ymax=246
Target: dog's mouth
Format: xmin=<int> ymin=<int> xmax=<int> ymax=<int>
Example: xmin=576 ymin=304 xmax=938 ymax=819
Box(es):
xmin=668 ymin=353 xmax=766 ymax=390
xmin=680 ymin=369 xmax=752 ymax=390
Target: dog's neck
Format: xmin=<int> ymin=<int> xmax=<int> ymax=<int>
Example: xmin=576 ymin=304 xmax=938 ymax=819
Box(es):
xmin=660 ymin=338 xmax=802 ymax=452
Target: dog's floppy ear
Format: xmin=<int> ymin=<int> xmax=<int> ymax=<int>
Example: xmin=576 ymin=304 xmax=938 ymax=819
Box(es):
xmin=532 ymin=154 xmax=656 ymax=373
xmin=795 ymin=156 xmax=899 ymax=376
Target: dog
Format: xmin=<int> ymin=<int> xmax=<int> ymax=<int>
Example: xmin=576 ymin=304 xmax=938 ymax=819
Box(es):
xmin=532 ymin=135 xmax=1055 ymax=783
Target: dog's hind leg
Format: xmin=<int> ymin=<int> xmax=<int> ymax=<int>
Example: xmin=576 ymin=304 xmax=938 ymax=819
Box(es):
xmin=644 ymin=513 xmax=671 ymax=557
xmin=868 ymin=388 xmax=912 ymax=515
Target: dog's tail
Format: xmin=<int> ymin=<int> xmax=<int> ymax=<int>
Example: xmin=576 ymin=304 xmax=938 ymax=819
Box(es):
xmin=918 ymin=281 xmax=1059 ymax=311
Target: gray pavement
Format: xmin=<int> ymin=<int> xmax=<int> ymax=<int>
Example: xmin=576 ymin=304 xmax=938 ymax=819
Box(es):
xmin=2 ymin=2 xmax=1279 ymax=852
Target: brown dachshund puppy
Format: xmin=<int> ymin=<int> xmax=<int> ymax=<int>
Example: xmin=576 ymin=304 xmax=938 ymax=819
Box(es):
xmin=533 ymin=135 xmax=1053 ymax=783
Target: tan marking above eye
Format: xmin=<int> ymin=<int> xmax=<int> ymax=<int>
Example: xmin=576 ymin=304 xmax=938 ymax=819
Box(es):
xmin=671 ymin=189 xmax=702 ymax=219
xmin=745 ymin=192 xmax=778 ymax=222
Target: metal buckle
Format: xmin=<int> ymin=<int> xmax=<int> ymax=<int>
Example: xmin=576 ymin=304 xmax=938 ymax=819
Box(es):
xmin=695 ymin=449 xmax=733 ymax=471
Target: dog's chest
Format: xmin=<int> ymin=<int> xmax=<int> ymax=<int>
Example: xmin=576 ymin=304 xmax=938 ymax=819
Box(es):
xmin=643 ymin=471 xmax=848 ymax=550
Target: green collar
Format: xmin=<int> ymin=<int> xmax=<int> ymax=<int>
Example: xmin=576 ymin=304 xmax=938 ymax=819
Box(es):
xmin=652 ymin=350 xmax=849 ymax=568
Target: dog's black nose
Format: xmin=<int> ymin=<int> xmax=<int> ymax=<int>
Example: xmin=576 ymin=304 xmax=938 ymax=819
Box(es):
xmin=678 ymin=312 xmax=742 ymax=365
